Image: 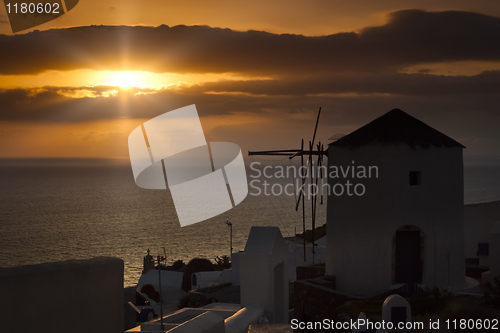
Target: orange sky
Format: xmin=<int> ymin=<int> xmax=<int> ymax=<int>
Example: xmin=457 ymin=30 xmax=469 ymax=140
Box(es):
xmin=2 ymin=0 xmax=500 ymax=36
xmin=0 ymin=1 xmax=499 ymax=158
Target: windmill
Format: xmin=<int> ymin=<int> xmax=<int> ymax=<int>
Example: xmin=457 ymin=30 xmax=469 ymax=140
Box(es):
xmin=248 ymin=108 xmax=328 ymax=263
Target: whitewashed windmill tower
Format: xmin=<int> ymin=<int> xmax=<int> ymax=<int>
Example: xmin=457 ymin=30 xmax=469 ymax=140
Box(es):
xmin=326 ymin=109 xmax=466 ymax=296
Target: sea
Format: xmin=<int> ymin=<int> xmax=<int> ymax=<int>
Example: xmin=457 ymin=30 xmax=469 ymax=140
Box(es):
xmin=1 ymin=156 xmax=500 ymax=287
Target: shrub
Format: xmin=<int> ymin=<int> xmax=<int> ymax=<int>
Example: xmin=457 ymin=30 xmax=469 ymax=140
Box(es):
xmin=140 ymin=284 xmax=160 ymax=302
xmin=172 ymin=259 xmax=186 ymax=271
xmin=214 ymin=255 xmax=231 ymax=269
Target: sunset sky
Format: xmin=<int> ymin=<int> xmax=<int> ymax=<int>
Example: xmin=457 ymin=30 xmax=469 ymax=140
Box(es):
xmin=0 ymin=1 xmax=499 ymax=158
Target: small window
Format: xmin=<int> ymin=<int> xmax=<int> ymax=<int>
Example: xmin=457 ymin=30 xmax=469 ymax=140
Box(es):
xmin=477 ymin=243 xmax=489 ymax=256
xmin=391 ymin=306 xmax=407 ymax=325
xmin=409 ymin=171 xmax=421 ymax=186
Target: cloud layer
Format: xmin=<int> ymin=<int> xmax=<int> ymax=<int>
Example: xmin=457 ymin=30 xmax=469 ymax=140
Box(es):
xmin=1 ymin=9 xmax=499 ymax=157
xmin=0 ymin=10 xmax=499 ymax=75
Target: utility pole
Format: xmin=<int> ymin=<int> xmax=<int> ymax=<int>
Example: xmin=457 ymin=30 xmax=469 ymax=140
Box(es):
xmin=226 ymin=221 xmax=233 ymax=255
xmin=157 ymin=255 xmax=163 ymax=331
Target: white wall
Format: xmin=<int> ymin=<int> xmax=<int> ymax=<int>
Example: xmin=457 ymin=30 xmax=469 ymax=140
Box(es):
xmin=0 ymin=257 xmax=124 ymax=333
xmin=225 ymin=304 xmax=264 ymax=333
xmin=464 ymin=201 xmax=500 ymax=267
xmin=138 ymin=269 xmax=184 ymax=290
xmin=326 ymin=144 xmax=465 ymax=296
xmin=240 ymin=227 xmax=289 ymax=323
xmin=191 ymin=271 xmax=224 ymax=289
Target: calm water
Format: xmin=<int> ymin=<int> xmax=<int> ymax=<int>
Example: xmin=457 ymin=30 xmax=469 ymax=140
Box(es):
xmin=0 ymin=157 xmax=499 ymax=286
xmin=0 ymin=158 xmax=315 ymax=286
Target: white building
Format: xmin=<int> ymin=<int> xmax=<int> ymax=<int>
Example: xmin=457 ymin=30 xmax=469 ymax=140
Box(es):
xmin=240 ymin=226 xmax=289 ymax=323
xmin=325 ymin=109 xmax=466 ymax=296
xmin=464 ymin=200 xmax=500 ymax=267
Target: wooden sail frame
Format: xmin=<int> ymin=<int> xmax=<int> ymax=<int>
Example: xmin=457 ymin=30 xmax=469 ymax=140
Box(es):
xmin=247 ymin=107 xmax=327 ymax=263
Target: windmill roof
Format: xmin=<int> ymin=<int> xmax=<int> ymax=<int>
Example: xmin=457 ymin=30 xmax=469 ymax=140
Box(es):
xmin=329 ymin=109 xmax=465 ymax=149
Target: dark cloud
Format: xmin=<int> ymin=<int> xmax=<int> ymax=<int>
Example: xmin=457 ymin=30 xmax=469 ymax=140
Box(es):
xmin=358 ymin=10 xmax=500 ymax=64
xmin=0 ymin=9 xmax=499 ymax=75
xmin=0 ymin=83 xmax=498 ymax=123
xmin=196 ymin=70 xmax=500 ymax=96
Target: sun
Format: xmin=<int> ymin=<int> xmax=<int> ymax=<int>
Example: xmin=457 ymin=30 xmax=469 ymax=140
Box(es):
xmin=108 ymin=71 xmax=144 ymax=89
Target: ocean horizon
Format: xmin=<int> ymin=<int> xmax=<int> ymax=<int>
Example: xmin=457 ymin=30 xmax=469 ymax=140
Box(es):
xmin=1 ymin=156 xmax=500 ymax=287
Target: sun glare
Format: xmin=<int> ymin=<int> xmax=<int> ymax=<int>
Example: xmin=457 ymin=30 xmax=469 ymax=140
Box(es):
xmin=109 ymin=71 xmax=144 ymax=89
